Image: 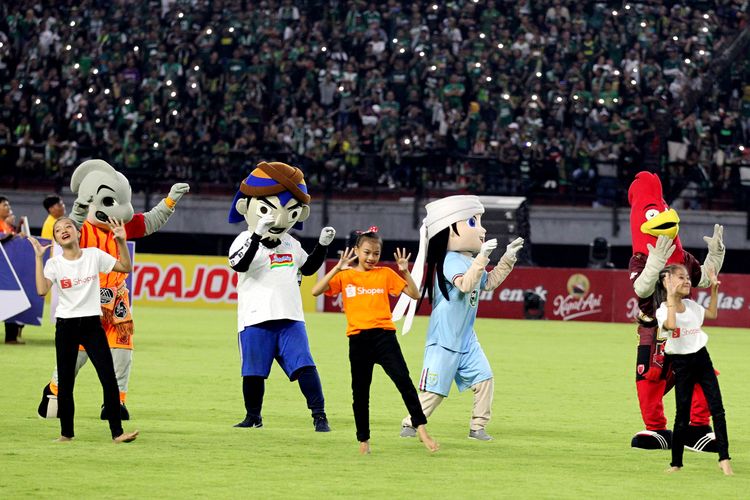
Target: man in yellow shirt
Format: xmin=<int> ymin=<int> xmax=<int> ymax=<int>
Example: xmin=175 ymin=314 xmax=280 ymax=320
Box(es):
xmin=40 ymin=196 xmax=65 ymax=239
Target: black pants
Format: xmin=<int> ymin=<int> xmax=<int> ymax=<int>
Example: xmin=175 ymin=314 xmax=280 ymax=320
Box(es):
xmin=669 ymin=347 xmax=730 ymax=466
xmin=349 ymin=328 xmax=427 ymax=442
xmin=56 ymin=316 xmax=123 ymax=439
xmin=4 ymin=322 xmax=23 ymax=342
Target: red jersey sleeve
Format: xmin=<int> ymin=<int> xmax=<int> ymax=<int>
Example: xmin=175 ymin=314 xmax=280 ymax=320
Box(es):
xmin=124 ymin=213 xmax=147 ymax=239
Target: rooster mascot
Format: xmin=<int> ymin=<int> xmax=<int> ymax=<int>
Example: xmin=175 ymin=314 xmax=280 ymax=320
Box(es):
xmin=628 ymin=171 xmax=724 ymax=451
xmin=38 ymin=159 xmax=189 ymax=419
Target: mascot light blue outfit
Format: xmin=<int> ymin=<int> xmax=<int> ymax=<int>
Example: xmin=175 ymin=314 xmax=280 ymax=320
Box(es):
xmin=228 ymin=161 xmax=335 ymax=431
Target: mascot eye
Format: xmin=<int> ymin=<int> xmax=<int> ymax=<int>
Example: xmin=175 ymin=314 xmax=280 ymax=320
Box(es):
xmin=102 ymin=197 xmax=116 ymax=207
xmin=467 ymin=216 xmax=477 ymax=228
xmin=644 ymin=209 xmax=660 ymax=220
xmin=289 ymin=208 xmax=301 ymax=220
xmin=258 ymin=206 xmax=269 ymax=215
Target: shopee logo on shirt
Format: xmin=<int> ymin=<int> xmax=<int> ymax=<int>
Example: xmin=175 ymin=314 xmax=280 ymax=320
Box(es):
xmin=344 ymin=284 xmax=385 ymax=298
xmin=59 ymin=275 xmax=97 ymax=289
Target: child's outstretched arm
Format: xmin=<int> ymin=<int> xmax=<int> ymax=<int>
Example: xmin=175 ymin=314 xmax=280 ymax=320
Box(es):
xmin=29 ymin=237 xmax=53 ymax=296
xmin=109 ymin=218 xmax=132 ymax=273
xmin=394 ymin=248 xmax=420 ymax=299
xmin=704 ymin=267 xmax=720 ymax=320
xmin=311 ymin=247 xmax=356 ymax=296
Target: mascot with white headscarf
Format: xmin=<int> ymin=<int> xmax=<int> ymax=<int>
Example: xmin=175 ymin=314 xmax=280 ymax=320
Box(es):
xmin=394 ymin=195 xmax=523 ymax=441
xmin=228 ymin=161 xmax=335 ymax=432
xmin=38 ymin=159 xmax=189 ymax=419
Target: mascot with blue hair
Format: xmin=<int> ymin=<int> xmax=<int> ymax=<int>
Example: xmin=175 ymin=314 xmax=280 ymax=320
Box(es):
xmin=228 ymin=161 xmax=335 ymax=431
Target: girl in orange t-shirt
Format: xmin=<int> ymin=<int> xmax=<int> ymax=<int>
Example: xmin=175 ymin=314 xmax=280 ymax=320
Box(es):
xmin=312 ymin=228 xmax=439 ymax=454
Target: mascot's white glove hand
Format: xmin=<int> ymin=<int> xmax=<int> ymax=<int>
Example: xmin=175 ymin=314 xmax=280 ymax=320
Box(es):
xmin=319 ymin=227 xmax=336 ymax=246
xmin=703 ymin=224 xmax=724 ymax=253
xmin=501 ymin=237 xmax=524 ymax=264
xmin=480 ymin=238 xmax=498 ymax=258
xmin=168 ymin=183 xmax=190 ymax=204
xmin=635 ymin=235 xmax=676 ymax=297
xmin=645 ymin=235 xmax=676 ymax=267
xmin=254 ymin=214 xmax=275 ymax=237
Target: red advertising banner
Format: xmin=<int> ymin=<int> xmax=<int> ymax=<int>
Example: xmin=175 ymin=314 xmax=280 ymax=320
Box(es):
xmin=320 ymin=260 xmax=749 ymax=328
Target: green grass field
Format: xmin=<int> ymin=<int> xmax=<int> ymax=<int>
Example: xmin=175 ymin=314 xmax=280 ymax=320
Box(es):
xmin=1 ymin=307 xmax=748 ymax=499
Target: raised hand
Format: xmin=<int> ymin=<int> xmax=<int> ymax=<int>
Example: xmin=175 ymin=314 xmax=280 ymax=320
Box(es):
xmin=335 ymin=247 xmax=358 ymax=272
xmin=394 ymin=248 xmax=412 ymax=272
xmin=703 ymin=224 xmax=724 ymax=253
xmin=108 ymin=218 xmax=127 ymax=240
xmin=167 ymin=183 xmax=190 ymax=204
xmin=663 ymin=273 xmax=679 ymax=297
xmin=706 ymin=266 xmax=721 ymax=288
xmin=501 ymin=237 xmax=524 ymax=263
xmin=480 ymin=238 xmax=498 ymax=258
xmin=319 ymin=226 xmax=336 ymax=246
xmin=646 ymin=235 xmax=676 ymax=264
xmin=28 ymin=237 xmax=52 ymax=258
xmin=254 ymin=214 xmax=275 ymax=236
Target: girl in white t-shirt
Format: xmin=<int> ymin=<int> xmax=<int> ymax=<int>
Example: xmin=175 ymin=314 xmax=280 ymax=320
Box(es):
xmin=654 ymin=264 xmax=732 ymax=475
xmin=30 ymin=217 xmax=138 ymax=444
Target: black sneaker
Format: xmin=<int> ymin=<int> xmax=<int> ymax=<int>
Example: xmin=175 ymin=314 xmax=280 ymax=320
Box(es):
xmin=38 ymin=384 xmax=56 ymax=418
xmin=100 ymin=404 xmax=130 ymax=421
xmin=313 ymin=414 xmax=330 ymax=432
xmin=234 ymin=415 xmax=263 ymax=428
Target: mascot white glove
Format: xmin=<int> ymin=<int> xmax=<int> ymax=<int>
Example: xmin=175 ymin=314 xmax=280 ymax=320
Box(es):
xmin=699 ymin=224 xmax=725 ymax=287
xmin=633 ymin=235 xmax=676 ymax=298
xmin=168 ymin=183 xmax=190 ymax=205
xmin=480 ymin=238 xmax=498 ymax=258
xmin=703 ymin=224 xmax=724 ymax=253
xmin=319 ymin=227 xmax=336 ymax=246
xmin=500 ymin=237 xmax=524 ymax=265
xmin=254 ymin=214 xmax=276 ymax=237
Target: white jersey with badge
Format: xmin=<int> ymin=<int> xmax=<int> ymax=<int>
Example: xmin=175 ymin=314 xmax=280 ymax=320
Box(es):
xmin=655 ymin=298 xmax=709 ymax=355
xmin=230 ymin=231 xmax=308 ymax=331
xmin=44 ymin=247 xmax=117 ymax=318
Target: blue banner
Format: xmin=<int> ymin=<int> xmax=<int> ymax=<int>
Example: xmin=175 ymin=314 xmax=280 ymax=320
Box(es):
xmin=2 ymin=237 xmax=49 ymax=325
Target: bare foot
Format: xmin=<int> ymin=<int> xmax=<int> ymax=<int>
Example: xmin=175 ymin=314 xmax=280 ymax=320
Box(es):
xmin=416 ymin=425 xmax=440 ymax=453
xmin=666 ymin=466 xmax=682 ymax=473
xmin=54 ymin=436 xmax=73 ymax=443
xmin=113 ymin=430 xmax=139 ymax=443
xmin=359 ymin=441 xmax=371 ymax=455
xmin=719 ymin=459 xmax=734 ymax=476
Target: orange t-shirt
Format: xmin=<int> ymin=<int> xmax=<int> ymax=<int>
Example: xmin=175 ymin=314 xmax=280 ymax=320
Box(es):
xmin=0 ymin=219 xmax=14 ymax=236
xmin=78 ymin=215 xmax=146 ymax=289
xmin=325 ymin=267 xmax=406 ymax=336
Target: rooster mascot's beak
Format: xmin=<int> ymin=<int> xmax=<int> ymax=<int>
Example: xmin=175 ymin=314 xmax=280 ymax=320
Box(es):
xmin=640 ymin=208 xmax=680 ymax=240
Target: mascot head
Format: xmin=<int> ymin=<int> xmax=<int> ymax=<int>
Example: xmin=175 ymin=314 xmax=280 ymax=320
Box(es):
xmin=390 ymin=195 xmax=487 ymax=334
xmin=71 ymin=159 xmax=135 ymax=228
xmin=628 ymin=171 xmax=683 ymax=262
xmin=228 ymin=161 xmax=311 ymax=240
xmin=421 ymin=195 xmax=486 ymax=303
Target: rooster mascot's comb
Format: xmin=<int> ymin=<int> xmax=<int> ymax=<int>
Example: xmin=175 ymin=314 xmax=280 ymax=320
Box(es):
xmin=627 ymin=171 xmax=683 ymax=263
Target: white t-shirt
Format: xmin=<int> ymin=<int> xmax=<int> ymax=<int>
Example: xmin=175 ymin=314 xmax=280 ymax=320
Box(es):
xmin=655 ymin=299 xmax=709 ymax=355
xmin=229 ymin=232 xmax=308 ymax=332
xmin=44 ymin=247 xmax=117 ymax=318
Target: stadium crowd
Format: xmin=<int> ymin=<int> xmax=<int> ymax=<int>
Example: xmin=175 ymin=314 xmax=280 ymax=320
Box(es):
xmin=1 ymin=0 xmax=749 ymax=208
